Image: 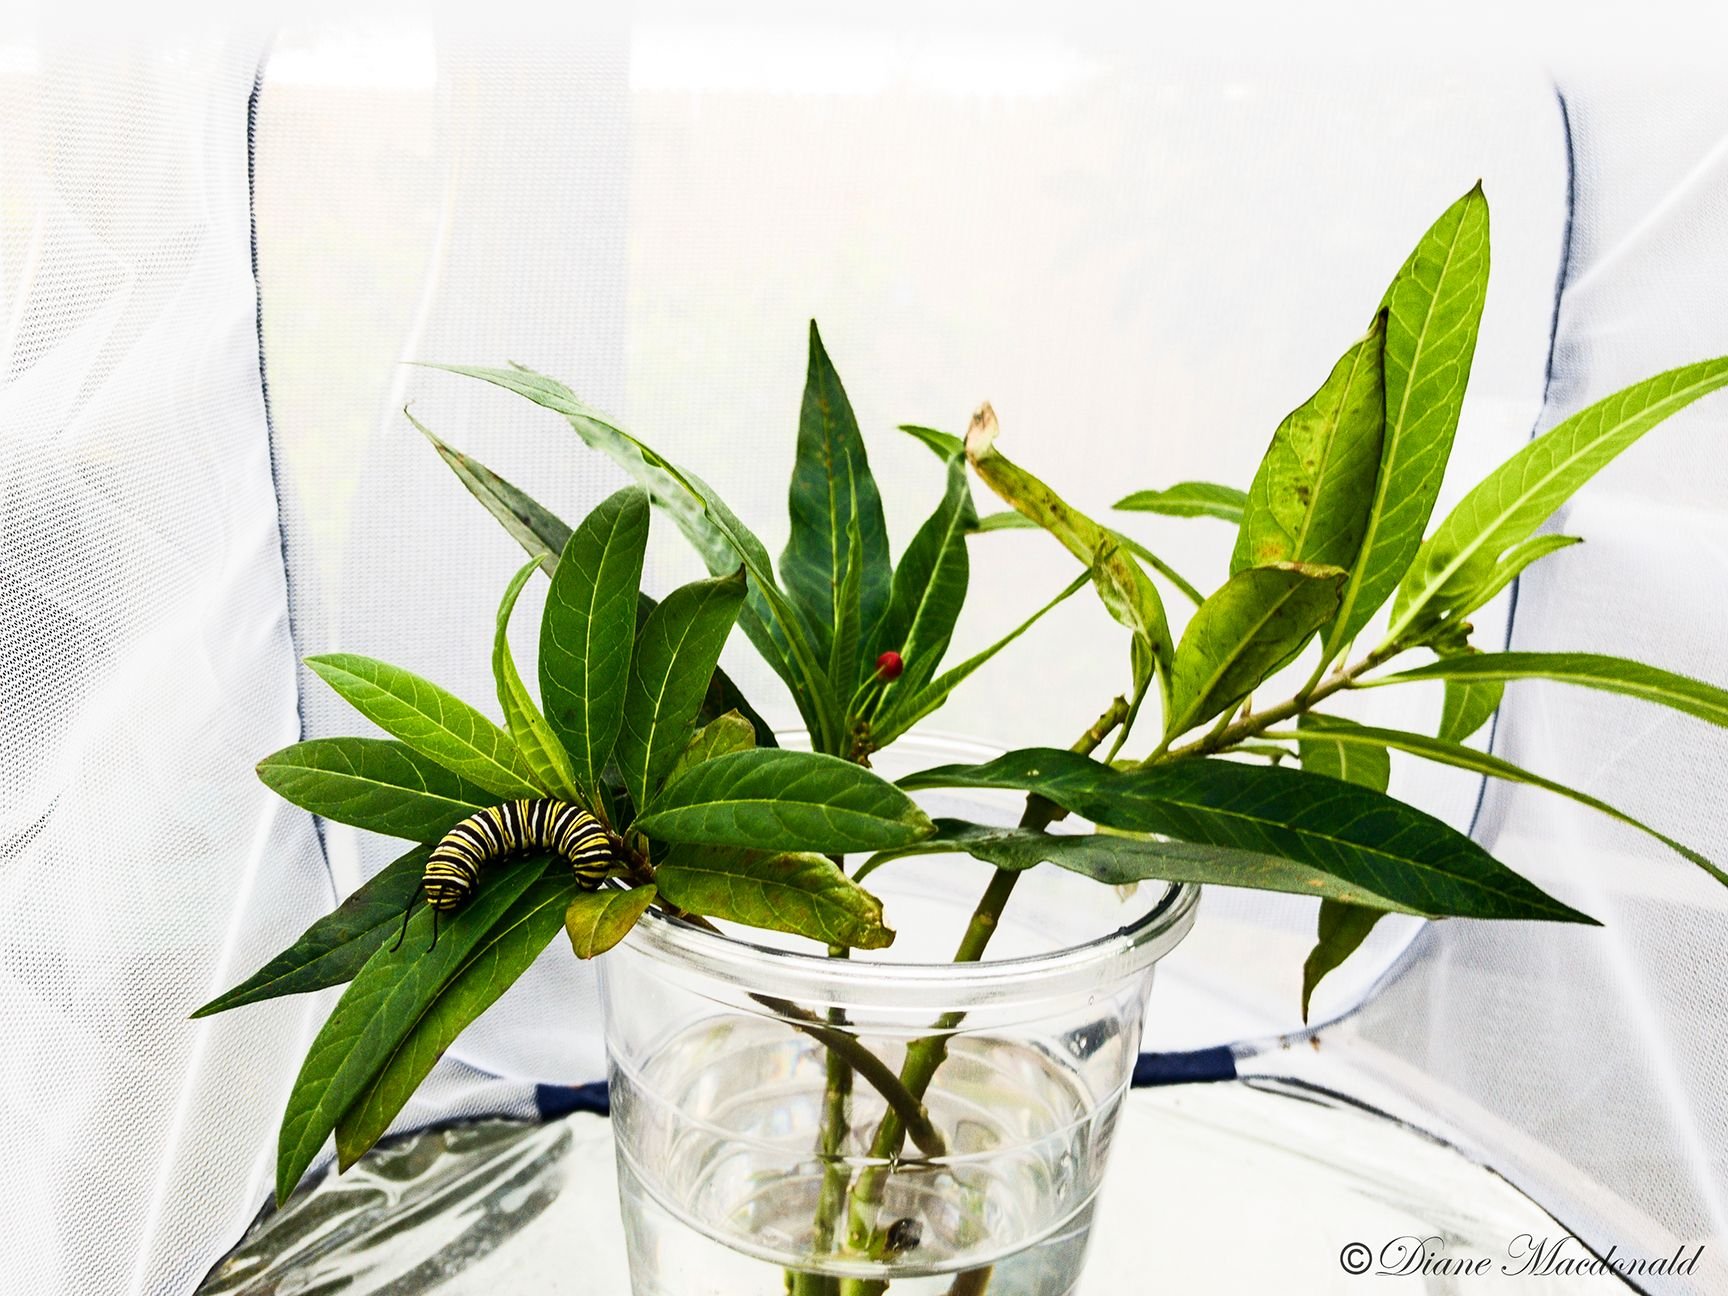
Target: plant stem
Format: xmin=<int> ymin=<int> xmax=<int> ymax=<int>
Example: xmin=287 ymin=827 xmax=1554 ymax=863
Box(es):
xmin=752 ymin=991 xmax=948 ymax=1157
xmin=838 ymin=698 xmax=1131 ymax=1288
xmin=1151 ymin=643 xmax=1399 ymax=764
xmin=670 ymin=912 xmax=947 ymax=1158
xmin=809 ymin=945 xmax=855 ymax=1270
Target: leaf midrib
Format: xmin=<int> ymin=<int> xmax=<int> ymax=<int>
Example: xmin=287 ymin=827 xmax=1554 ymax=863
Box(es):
xmin=1287 ymin=339 xmax=1377 ymax=562
xmin=899 ymin=481 xmax=971 ymax=666
xmin=1170 ymin=577 xmax=1323 ymax=736
xmin=349 ymin=886 xmax=569 ymax=1135
xmin=1377 ymin=653 xmax=1728 ymax=723
xmin=1107 ymin=779 xmax=1552 ymax=912
xmin=1275 ymin=719 xmax=1714 ymax=875
xmin=646 ymin=797 xmax=915 ymax=829
xmin=270 ymin=759 xmax=477 ymax=808
xmin=319 ymin=660 xmax=531 ymax=793
xmin=1329 ymin=209 xmax=1474 ymax=650
xmin=628 ymin=594 xmax=719 ymax=802
xmin=1389 ymin=375 xmax=1723 ymax=640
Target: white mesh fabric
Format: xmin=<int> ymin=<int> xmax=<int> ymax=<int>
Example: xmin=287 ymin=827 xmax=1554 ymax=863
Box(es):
xmin=0 ymin=33 xmax=333 ymax=1296
xmin=251 ymin=25 xmax=637 ymax=1103
xmin=1265 ymin=71 xmax=1728 ymax=1293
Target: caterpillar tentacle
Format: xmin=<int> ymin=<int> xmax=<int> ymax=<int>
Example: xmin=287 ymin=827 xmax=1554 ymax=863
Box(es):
xmin=421 ymin=799 xmax=618 ymax=915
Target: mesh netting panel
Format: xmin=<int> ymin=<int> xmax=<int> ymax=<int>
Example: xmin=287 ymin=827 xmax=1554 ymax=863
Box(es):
xmin=0 ymin=34 xmax=332 ymax=1296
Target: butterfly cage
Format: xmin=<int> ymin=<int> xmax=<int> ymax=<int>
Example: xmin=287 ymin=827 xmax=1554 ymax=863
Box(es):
xmin=3 ymin=7 xmax=1726 ymax=1295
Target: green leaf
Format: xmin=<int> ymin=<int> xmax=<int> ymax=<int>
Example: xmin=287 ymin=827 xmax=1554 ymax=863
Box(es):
xmin=615 ymin=569 xmax=748 ymax=813
xmin=305 ymin=654 xmax=541 ymax=800
xmin=1297 ymin=713 xmax=1390 ymax=792
xmin=828 ymin=499 xmax=865 ymax=693
xmin=667 ymin=710 xmax=759 ymax=782
xmin=972 ymin=511 xmax=1035 ymax=532
xmin=1294 ymin=707 xmax=1398 ymax=1015
xmin=257 ymin=738 xmax=494 ymax=842
xmin=868 ymin=571 xmax=1090 ymax=749
xmin=971 ymin=511 xmax=1203 ymax=607
xmin=333 ymin=871 xmax=578 ymax=1168
xmin=408 ymin=407 xmax=573 ymax=559
xmin=657 ymin=847 xmax=893 ymax=949
xmin=636 ymin=749 xmax=935 ymax=854
xmin=1278 ymin=715 xmax=1724 ymax=886
xmin=1113 ymin=482 xmax=1249 ymax=523
xmin=435 ymin=363 xmax=838 ymax=749
xmin=1439 ymin=676 xmax=1503 ymax=744
xmin=1390 ymin=356 xmax=1728 ymax=640
xmin=782 ymin=321 xmax=893 ymax=658
xmin=1438 ymin=534 xmax=1582 ymax=625
xmin=564 ymin=884 xmax=658 ymax=958
xmin=868 ymin=451 xmax=974 ymax=702
xmin=1324 ymin=183 xmax=1490 ymax=659
xmin=901 ymin=749 xmax=1596 ymax=923
xmin=689 ymin=657 xmax=779 ymax=753
xmin=1369 ymin=651 xmax=1728 ymax=730
xmin=333 ymin=877 xmax=577 ymax=1175
xmin=964 ymin=404 xmax=1173 ymax=704
xmin=1164 ymin=564 xmax=1346 ymax=739
xmin=275 ymin=854 xmax=547 ymax=1201
xmin=1233 ymin=313 xmax=1386 ymax=575
xmin=192 ymin=846 xmax=429 ymax=1018
xmin=898 ymin=423 xmax=964 ymax=458
xmin=1434 ymin=642 xmax=1505 ymax=745
xmin=541 ymin=487 xmax=650 ymax=800
xmin=1302 ymin=901 xmax=1387 ymax=1023
xmin=413 ymin=418 xmax=774 ymax=750
xmin=859 ymin=819 xmax=1418 ymax=912
xmin=1109 ymin=531 xmax=1206 ymax=608
xmin=494 ymin=557 xmax=584 ymax=802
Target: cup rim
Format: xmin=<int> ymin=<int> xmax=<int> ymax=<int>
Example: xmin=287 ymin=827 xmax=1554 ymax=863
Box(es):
xmin=618 ymin=729 xmax=1201 ymax=1009
xmin=621 ymin=874 xmax=1200 ymax=1009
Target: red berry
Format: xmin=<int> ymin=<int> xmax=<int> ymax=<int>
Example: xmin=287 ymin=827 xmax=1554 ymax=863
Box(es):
xmin=876 ymin=651 xmax=904 ymax=681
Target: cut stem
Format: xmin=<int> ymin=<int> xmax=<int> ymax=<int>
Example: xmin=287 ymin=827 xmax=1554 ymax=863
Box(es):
xmin=669 ymin=911 xmax=947 ymax=1158
xmin=809 ymin=944 xmax=856 ymax=1268
xmin=840 ymin=698 xmax=1130 ymax=1273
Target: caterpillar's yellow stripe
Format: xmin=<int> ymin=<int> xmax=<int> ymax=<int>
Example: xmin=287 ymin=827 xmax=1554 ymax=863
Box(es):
xmin=424 ymin=799 xmax=616 ymax=912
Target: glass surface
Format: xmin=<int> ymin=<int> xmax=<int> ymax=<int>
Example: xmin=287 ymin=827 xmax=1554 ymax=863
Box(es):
xmin=601 ymin=735 xmax=1198 ymax=1295
xmin=197 ymin=1084 xmax=1637 ymax=1296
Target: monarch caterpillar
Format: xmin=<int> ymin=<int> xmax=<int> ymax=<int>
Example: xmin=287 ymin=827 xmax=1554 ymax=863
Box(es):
xmin=397 ymin=799 xmax=620 ymax=950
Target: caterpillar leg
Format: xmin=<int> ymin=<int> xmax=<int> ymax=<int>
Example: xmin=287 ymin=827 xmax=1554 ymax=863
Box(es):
xmin=389 ymin=883 xmax=424 ymax=954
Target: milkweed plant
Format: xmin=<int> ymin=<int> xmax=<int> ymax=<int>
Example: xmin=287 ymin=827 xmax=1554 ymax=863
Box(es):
xmin=200 ymin=185 xmax=1728 ymax=1239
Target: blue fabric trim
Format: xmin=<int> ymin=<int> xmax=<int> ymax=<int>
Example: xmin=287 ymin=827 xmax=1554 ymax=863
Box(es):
xmin=246 ymin=52 xmax=331 ymax=875
xmin=1461 ymin=82 xmax=1578 ymax=846
xmin=1131 ymin=1046 xmax=1238 ymax=1087
xmin=536 ymin=1050 xmax=1237 ymax=1119
xmin=535 ymin=1082 xmax=612 ymax=1119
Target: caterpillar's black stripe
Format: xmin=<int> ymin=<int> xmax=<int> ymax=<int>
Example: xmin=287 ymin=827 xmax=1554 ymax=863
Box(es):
xmin=424 ymin=799 xmax=616 ymax=912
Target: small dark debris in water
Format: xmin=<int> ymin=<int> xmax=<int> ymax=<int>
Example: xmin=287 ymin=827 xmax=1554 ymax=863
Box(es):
xmin=885 ymin=1217 xmax=922 ymax=1253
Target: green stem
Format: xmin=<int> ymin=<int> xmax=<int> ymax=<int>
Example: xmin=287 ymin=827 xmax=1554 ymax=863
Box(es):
xmin=808 ymin=946 xmax=855 ymax=1268
xmin=838 ymin=698 xmax=1131 ymax=1287
xmin=748 ymin=992 xmax=946 ymax=1157
xmin=672 ymin=913 xmax=946 ymax=1157
xmin=1151 ymin=642 xmax=1400 ymax=764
